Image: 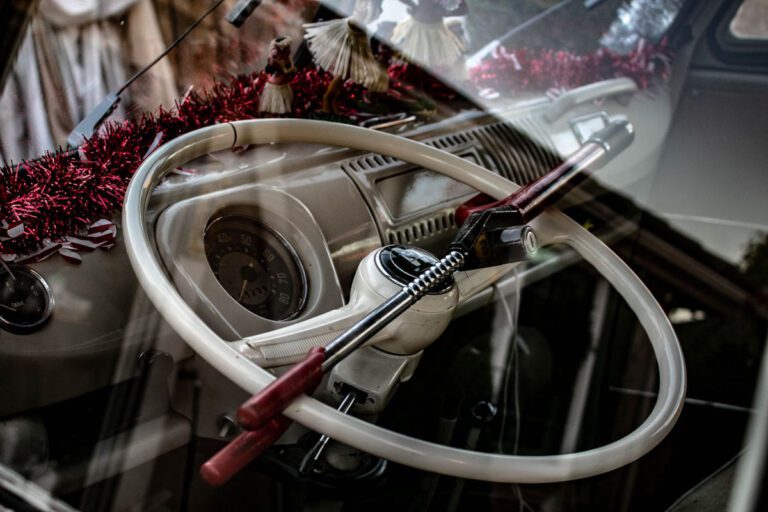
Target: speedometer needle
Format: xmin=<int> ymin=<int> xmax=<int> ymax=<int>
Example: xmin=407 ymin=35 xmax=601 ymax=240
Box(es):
xmin=238 ymin=262 xmax=256 ymax=301
xmin=238 ymin=280 xmax=248 ymax=302
xmin=0 ymin=304 xmax=17 ymax=312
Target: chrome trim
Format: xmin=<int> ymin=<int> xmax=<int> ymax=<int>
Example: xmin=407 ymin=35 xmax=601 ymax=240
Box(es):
xmin=0 ymin=265 xmax=55 ymax=334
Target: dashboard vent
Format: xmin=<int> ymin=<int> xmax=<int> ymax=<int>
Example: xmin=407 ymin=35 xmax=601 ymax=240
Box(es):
xmin=470 ymin=117 xmax=561 ymax=185
xmin=386 ymin=210 xmax=457 ymax=245
xmin=343 ymin=131 xmax=473 ymax=172
xmin=341 ymin=117 xmax=558 ymax=188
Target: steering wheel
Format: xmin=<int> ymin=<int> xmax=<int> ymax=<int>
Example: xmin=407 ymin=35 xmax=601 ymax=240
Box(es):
xmin=123 ymin=119 xmax=686 ymax=483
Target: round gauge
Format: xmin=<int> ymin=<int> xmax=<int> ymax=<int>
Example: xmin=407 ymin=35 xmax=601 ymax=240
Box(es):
xmin=0 ymin=266 xmax=54 ymax=334
xmin=204 ymin=216 xmax=307 ymax=321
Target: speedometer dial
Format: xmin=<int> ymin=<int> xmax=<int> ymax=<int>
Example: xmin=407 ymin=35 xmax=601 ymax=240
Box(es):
xmin=204 ymin=216 xmax=307 ymax=321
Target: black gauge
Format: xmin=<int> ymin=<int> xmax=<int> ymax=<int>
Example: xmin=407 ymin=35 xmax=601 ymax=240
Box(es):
xmin=204 ymin=216 xmax=307 ymax=321
xmin=0 ymin=266 xmax=54 ymax=334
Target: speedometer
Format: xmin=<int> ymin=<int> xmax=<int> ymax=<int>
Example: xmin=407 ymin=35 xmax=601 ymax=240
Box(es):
xmin=203 ymin=216 xmax=307 ymax=321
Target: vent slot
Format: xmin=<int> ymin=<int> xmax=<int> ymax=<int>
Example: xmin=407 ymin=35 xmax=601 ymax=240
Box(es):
xmin=426 ymin=132 xmax=472 ymax=152
xmin=387 ymin=211 xmax=457 ymax=245
xmin=342 ymin=152 xmax=399 ymax=173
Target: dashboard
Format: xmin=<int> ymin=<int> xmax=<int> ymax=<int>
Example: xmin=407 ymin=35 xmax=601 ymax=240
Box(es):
xmin=0 ymin=78 xmax=671 ymax=418
xmin=154 ymin=81 xmax=669 ymax=348
xmin=0 ymin=78 xmax=682 ymax=501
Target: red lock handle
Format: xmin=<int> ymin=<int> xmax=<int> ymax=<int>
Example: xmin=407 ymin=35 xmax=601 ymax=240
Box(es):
xmin=200 ymin=346 xmax=326 ymax=486
xmin=237 ymin=346 xmax=326 ymax=431
xmin=200 ymin=415 xmax=292 ymax=486
xmin=456 ymin=121 xmax=635 ymax=226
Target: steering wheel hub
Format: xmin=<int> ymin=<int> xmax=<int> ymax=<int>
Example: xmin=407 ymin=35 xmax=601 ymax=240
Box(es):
xmin=376 ymin=245 xmax=455 ymax=294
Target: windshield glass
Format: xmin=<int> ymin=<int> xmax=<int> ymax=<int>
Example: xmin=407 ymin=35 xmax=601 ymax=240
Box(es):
xmin=1 ymin=0 xmax=659 ymax=162
xmin=1 ymin=1 xmax=767 ymax=512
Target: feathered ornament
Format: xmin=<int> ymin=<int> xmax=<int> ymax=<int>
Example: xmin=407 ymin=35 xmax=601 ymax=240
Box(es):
xmin=392 ymin=0 xmax=468 ymax=80
xmin=303 ymin=0 xmax=389 ymax=113
xmin=259 ymin=36 xmax=297 ymax=114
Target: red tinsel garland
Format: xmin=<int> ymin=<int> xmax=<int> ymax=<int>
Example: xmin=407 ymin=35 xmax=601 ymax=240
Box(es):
xmin=388 ymin=63 xmax=459 ymax=103
xmin=0 ymin=69 xmax=334 ymax=260
xmin=0 ymin=43 xmax=671 ymax=263
xmin=0 ymin=65 xmax=427 ymax=261
xmin=470 ymin=40 xmax=671 ymax=95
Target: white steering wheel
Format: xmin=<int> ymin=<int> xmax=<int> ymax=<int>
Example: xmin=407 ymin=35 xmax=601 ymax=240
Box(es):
xmin=123 ymin=119 xmax=686 ymax=483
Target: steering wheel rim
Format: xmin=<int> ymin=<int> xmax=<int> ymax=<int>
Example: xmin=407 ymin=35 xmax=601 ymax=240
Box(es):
xmin=123 ymin=119 xmax=686 ymax=483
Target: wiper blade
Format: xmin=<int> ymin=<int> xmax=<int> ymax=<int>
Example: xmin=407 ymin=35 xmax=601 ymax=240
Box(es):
xmin=225 ymin=0 xmax=262 ymax=27
xmin=66 ymin=93 xmax=120 ymax=148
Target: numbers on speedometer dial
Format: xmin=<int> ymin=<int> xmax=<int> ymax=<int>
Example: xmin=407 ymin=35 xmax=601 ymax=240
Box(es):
xmin=204 ymin=216 xmax=307 ymax=321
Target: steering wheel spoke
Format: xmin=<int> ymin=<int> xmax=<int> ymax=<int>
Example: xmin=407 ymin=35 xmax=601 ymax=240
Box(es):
xmin=238 ymin=302 xmax=370 ymax=368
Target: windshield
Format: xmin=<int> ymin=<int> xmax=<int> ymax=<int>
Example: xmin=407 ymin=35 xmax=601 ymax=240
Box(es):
xmin=0 ymin=0 xmax=651 ymax=163
xmin=1 ymin=1 xmax=767 ymax=511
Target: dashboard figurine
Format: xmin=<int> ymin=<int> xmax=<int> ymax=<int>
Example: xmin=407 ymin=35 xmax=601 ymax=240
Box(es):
xmin=259 ymin=36 xmax=296 ymax=115
xmin=393 ymin=0 xmax=468 ymax=79
xmin=303 ymin=0 xmax=388 ymax=114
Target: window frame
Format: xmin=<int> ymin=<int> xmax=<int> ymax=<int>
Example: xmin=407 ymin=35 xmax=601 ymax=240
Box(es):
xmin=710 ymin=0 xmax=768 ymax=68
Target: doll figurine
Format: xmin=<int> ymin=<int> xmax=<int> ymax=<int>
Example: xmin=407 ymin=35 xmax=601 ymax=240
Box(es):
xmin=392 ymin=0 xmax=468 ymax=77
xmin=259 ymin=36 xmax=296 ymax=115
xmin=303 ymin=0 xmax=388 ymax=113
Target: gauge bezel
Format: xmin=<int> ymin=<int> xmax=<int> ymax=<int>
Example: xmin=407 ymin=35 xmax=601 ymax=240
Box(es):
xmin=0 ymin=265 xmax=55 ymax=334
xmin=204 ymin=213 xmax=309 ymax=321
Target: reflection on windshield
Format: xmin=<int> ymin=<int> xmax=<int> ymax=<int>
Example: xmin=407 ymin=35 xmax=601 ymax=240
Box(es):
xmin=1 ymin=2 xmax=767 ymax=512
xmin=0 ymin=0 xmax=684 ymax=163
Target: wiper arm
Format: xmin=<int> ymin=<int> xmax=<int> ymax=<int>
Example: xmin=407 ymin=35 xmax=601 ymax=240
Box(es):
xmin=225 ymin=0 xmax=262 ymax=27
